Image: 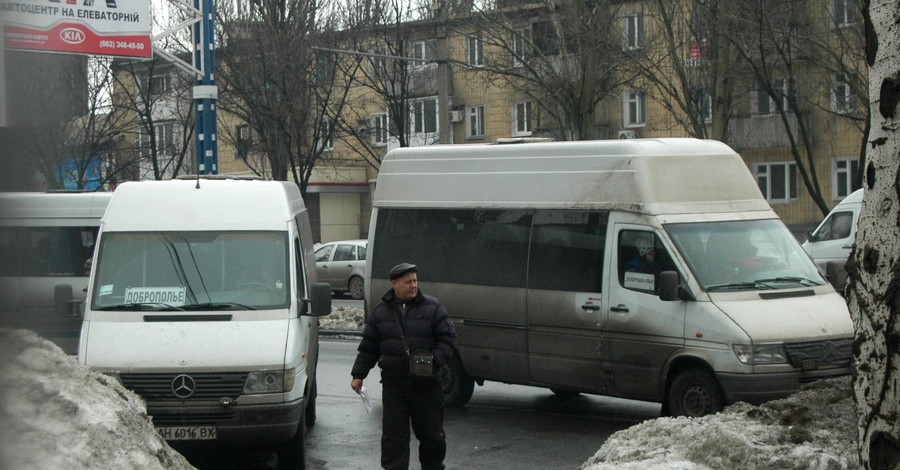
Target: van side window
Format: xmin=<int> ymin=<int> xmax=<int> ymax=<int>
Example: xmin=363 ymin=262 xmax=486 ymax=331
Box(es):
xmin=373 ymin=208 xmax=530 ymax=288
xmin=618 ymin=230 xmax=677 ymax=294
xmin=295 ymin=238 xmax=307 ymax=299
xmin=0 ymin=226 xmax=97 ymax=277
xmin=527 ymin=211 xmax=607 ymax=292
xmin=814 ymin=211 xmax=853 ymax=240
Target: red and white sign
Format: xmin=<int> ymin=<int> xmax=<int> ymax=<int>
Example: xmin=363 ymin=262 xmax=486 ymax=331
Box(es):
xmin=2 ymin=0 xmax=151 ymax=58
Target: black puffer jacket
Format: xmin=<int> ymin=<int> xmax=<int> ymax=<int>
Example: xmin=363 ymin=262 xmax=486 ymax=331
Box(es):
xmin=351 ymin=288 xmax=457 ymax=382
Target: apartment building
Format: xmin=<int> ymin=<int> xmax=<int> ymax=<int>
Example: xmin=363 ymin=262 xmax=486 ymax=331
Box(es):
xmin=112 ymin=0 xmax=865 ymax=241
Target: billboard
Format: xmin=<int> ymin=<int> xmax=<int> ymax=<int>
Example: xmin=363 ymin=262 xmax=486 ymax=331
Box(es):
xmin=2 ymin=0 xmax=151 ymax=58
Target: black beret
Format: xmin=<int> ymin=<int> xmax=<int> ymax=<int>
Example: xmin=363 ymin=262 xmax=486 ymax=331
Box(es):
xmin=389 ymin=263 xmax=417 ymax=280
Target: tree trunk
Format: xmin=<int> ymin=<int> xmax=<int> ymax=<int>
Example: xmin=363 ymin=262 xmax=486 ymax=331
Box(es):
xmin=846 ymin=1 xmax=900 ymax=468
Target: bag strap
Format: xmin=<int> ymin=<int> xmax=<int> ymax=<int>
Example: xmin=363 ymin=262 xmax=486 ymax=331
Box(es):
xmin=391 ymin=304 xmax=410 ymax=356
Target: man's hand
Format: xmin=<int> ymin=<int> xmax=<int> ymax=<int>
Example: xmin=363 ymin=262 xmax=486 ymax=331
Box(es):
xmin=351 ymin=378 xmax=364 ymax=394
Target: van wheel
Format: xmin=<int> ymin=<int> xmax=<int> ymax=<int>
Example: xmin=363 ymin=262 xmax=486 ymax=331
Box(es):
xmin=667 ymin=369 xmax=723 ymax=417
xmin=442 ymin=355 xmax=475 ymax=406
xmin=305 ymin=380 xmax=317 ymax=427
xmin=277 ymin=420 xmax=306 ymax=470
xmin=348 ymin=276 xmax=365 ymax=300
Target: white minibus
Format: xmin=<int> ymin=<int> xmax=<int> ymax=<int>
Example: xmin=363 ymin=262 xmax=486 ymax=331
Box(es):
xmin=0 ymin=191 xmax=111 ymax=354
xmin=366 ymin=138 xmax=854 ymax=417
xmin=78 ymin=178 xmax=331 ymax=469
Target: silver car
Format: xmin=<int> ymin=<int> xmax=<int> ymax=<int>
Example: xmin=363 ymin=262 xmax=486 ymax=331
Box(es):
xmin=315 ymin=239 xmax=367 ymax=299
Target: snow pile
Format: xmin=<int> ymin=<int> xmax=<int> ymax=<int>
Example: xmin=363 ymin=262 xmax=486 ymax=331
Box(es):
xmin=320 ymin=305 xmax=365 ymax=332
xmin=580 ymin=377 xmax=859 ymax=470
xmin=0 ymin=328 xmax=195 ymax=470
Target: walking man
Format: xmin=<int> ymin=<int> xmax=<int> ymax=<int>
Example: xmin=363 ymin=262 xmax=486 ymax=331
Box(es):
xmin=351 ymin=263 xmax=458 ymax=470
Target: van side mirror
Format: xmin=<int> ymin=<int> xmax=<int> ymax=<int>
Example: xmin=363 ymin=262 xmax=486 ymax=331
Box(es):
xmin=658 ymin=271 xmax=681 ymax=302
xmin=307 ymin=282 xmax=332 ymax=316
xmin=806 ymin=230 xmax=819 ymax=242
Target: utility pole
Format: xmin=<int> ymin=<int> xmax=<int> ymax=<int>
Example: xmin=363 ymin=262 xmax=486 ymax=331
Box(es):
xmin=155 ymin=0 xmax=218 ymax=175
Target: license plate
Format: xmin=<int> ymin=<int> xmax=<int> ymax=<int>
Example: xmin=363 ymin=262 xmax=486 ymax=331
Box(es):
xmin=156 ymin=425 xmax=217 ymax=441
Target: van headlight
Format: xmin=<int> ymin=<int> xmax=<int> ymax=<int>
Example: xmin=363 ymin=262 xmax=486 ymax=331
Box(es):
xmin=244 ymin=370 xmax=283 ymax=394
xmin=732 ymin=344 xmax=788 ymax=365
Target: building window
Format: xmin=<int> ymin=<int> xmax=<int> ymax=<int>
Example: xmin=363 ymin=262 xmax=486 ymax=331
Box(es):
xmin=833 ymin=157 xmax=860 ymax=199
xmin=142 ymin=74 xmax=171 ymax=94
xmin=141 ymin=121 xmax=175 ymax=158
xmin=410 ymin=39 xmax=437 ymax=68
xmin=754 ymin=162 xmax=797 ymax=203
xmin=513 ymin=101 xmax=532 ymax=136
xmin=318 ymin=119 xmax=334 ymax=151
xmin=315 ymin=52 xmax=334 ymax=85
xmin=752 ymin=78 xmax=793 ymax=114
xmin=369 ymin=48 xmax=387 ymax=77
xmin=696 ymin=87 xmax=712 ymax=123
xmin=624 ymin=12 xmax=644 ymax=49
xmin=467 ymin=105 xmax=485 ymax=139
xmin=831 ymin=77 xmax=855 ymax=114
xmin=833 ymin=0 xmax=858 ymax=27
xmin=372 ymin=113 xmax=389 ymax=146
xmin=512 ymin=27 xmax=529 ymax=66
xmin=624 ymin=91 xmax=646 ymax=127
xmin=411 ymin=98 xmax=438 ymax=134
xmin=466 ymin=34 xmax=483 ymax=66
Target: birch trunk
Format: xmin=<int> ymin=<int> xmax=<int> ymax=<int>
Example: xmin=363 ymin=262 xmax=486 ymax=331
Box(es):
xmin=846 ymin=1 xmax=900 ymax=468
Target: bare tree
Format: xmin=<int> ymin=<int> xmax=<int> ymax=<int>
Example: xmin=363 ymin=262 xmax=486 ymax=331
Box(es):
xmin=459 ymin=0 xmax=631 ymax=141
xmin=846 ymin=1 xmax=900 ymax=467
xmin=626 ymin=0 xmax=739 ymax=140
xmin=327 ymin=0 xmax=435 ymax=170
xmin=18 ymin=57 xmax=131 ymax=190
xmin=719 ymin=0 xmax=868 ymax=216
xmin=215 ymin=0 xmax=354 ymax=195
xmin=111 ymin=56 xmax=195 ymax=181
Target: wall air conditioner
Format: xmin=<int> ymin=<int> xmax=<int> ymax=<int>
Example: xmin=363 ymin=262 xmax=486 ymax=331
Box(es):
xmin=448 ymin=110 xmax=464 ymax=123
xmin=618 ymin=130 xmax=637 ymax=139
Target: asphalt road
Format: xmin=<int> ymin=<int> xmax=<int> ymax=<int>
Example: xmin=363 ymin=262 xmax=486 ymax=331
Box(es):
xmin=179 ymin=339 xmax=661 ymax=469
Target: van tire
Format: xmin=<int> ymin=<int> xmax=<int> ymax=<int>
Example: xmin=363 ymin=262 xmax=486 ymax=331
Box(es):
xmin=442 ymin=355 xmax=475 ymax=406
xmin=667 ymin=369 xmax=723 ymax=417
xmin=277 ymin=420 xmax=306 ymax=470
xmin=348 ymin=276 xmax=365 ymax=300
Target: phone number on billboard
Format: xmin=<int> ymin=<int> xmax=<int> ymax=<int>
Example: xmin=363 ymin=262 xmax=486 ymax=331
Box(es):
xmin=99 ymin=40 xmax=145 ymax=50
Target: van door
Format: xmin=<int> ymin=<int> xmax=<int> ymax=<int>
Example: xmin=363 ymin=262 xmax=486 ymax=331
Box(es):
xmin=525 ymin=210 xmax=608 ymax=392
xmin=805 ymin=208 xmax=856 ymax=274
xmin=604 ymin=224 xmax=685 ymax=400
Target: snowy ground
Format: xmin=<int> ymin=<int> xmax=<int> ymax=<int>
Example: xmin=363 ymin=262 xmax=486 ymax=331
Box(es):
xmin=0 ymin=306 xmax=862 ymax=469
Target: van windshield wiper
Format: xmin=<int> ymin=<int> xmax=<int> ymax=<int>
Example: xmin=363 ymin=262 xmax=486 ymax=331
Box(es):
xmin=706 ymin=281 xmax=774 ymax=291
xmin=183 ymin=302 xmax=257 ymax=311
xmin=751 ymin=276 xmax=822 ymax=287
xmin=96 ymin=303 xmax=185 ymax=311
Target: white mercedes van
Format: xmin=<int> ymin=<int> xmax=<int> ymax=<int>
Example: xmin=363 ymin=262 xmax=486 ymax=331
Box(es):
xmin=366 ymin=138 xmax=853 ymax=417
xmin=78 ymin=178 xmax=331 ymax=469
xmin=802 ymin=188 xmax=862 ymax=291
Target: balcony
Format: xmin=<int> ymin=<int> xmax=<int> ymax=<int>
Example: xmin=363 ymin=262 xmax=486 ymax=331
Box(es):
xmin=727 ymin=112 xmax=809 ymax=150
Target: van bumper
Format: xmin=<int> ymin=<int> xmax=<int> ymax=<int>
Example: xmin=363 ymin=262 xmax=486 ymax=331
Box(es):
xmin=716 ymin=367 xmax=850 ymax=405
xmin=148 ymin=397 xmax=305 ymax=446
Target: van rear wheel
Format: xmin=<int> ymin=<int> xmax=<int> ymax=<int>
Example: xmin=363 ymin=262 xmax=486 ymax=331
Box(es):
xmin=442 ymin=355 xmax=474 ymax=406
xmin=667 ymin=369 xmax=723 ymax=417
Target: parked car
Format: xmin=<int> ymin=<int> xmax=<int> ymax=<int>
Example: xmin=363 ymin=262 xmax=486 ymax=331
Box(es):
xmin=315 ymin=239 xmax=367 ymax=299
xmin=802 ymin=188 xmax=863 ymax=291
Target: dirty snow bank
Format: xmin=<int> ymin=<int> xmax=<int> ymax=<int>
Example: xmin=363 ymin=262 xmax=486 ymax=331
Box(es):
xmin=0 ymin=328 xmax=195 ymax=470
xmin=580 ymin=377 xmax=858 ymax=470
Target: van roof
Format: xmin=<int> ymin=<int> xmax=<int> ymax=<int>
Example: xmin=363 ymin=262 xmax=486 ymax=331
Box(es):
xmin=102 ymin=179 xmax=305 ymax=231
xmin=374 ymin=138 xmax=772 ymax=215
xmin=0 ymin=191 xmax=112 ymax=224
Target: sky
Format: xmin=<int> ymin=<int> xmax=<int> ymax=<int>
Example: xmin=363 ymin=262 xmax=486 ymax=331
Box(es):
xmin=0 ymin=322 xmax=861 ymax=469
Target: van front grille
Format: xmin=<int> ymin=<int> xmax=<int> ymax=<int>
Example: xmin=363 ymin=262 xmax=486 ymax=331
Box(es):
xmin=784 ymin=339 xmax=853 ymax=369
xmin=120 ymin=372 xmax=247 ymax=402
xmin=150 ymin=411 xmax=237 ymax=426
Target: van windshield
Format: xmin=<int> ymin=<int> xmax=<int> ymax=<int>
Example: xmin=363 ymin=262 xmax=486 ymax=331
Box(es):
xmin=91 ymin=231 xmax=289 ymax=310
xmin=665 ymin=219 xmax=826 ymax=291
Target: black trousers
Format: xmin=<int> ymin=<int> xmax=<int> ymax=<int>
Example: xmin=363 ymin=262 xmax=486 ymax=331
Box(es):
xmin=380 ymin=376 xmax=446 ymax=470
